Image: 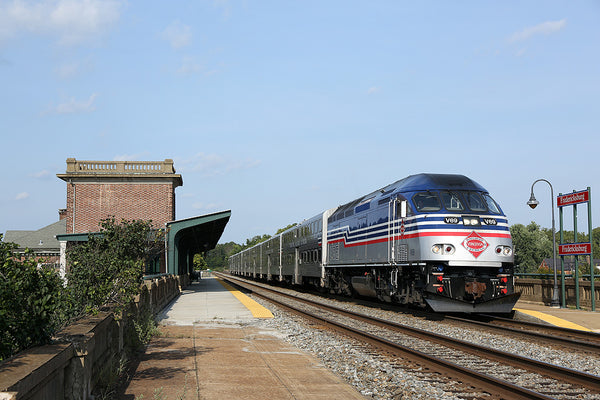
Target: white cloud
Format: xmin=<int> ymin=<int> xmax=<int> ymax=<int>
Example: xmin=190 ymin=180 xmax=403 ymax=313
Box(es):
xmin=177 ymin=55 xmax=202 ymax=75
xmin=113 ymin=152 xmax=150 ymax=161
xmin=192 ymin=202 xmax=220 ymax=210
xmin=31 ymin=170 xmax=50 ymax=179
xmin=509 ymin=19 xmax=567 ymax=43
xmin=0 ymin=0 xmax=124 ymax=46
xmin=55 ymin=58 xmax=92 ymax=79
xmin=15 ymin=192 xmax=29 ymax=200
xmin=48 ymin=93 xmax=97 ymax=114
xmin=367 ymin=86 xmax=381 ymax=95
xmin=178 ymin=152 xmax=261 ymax=177
xmin=161 ymin=21 xmax=192 ymax=49
xmin=213 ymin=0 xmax=232 ymax=20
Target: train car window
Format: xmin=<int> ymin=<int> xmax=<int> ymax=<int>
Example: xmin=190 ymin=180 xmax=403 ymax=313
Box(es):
xmin=413 ymin=192 xmax=441 ymax=212
xmin=441 ymin=191 xmax=465 ymax=211
xmin=465 ymin=192 xmax=487 ymax=212
xmin=483 ymin=194 xmax=501 ymax=214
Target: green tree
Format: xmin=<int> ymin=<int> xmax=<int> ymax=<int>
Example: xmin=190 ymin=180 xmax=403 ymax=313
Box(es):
xmin=0 ymin=236 xmax=67 ymax=360
xmin=276 ymin=223 xmax=297 ymax=235
xmin=204 ymin=241 xmax=243 ymax=271
xmin=66 ymin=218 xmax=162 ymax=316
xmin=510 ymin=222 xmax=553 ymax=273
xmin=242 ymin=234 xmax=272 ymax=250
xmin=193 ymin=253 xmax=208 ymax=270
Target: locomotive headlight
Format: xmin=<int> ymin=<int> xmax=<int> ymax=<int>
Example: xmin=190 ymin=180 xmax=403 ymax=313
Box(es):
xmin=495 ymin=246 xmax=513 ymax=256
xmin=432 ymin=244 xmax=455 ymax=255
xmin=462 ymin=216 xmax=480 ymax=226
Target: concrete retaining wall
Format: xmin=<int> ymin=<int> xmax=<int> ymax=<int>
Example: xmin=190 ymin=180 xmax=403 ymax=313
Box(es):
xmin=0 ymin=274 xmax=187 ymax=400
xmin=516 ymin=278 xmax=600 ymax=309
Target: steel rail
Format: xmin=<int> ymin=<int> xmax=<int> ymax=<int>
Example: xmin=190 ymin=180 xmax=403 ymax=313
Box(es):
xmin=480 ymin=313 xmax=600 ymax=343
xmin=220 ymin=273 xmax=600 ymax=395
xmin=443 ymin=314 xmax=600 ymax=353
xmin=242 ymin=282 xmax=554 ymax=400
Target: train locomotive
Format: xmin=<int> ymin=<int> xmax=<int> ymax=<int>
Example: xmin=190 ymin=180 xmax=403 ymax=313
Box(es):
xmin=229 ymin=174 xmax=520 ymax=313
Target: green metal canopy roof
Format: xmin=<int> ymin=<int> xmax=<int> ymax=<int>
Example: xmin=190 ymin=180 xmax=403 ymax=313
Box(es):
xmin=57 ymin=210 xmax=231 ymax=276
xmin=166 ymin=210 xmax=231 ymax=275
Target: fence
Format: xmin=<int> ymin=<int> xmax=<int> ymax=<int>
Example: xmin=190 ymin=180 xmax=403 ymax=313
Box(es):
xmin=515 ymin=277 xmax=599 ymax=309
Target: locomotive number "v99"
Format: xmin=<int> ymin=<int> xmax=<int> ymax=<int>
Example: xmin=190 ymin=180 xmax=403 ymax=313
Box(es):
xmin=444 ymin=217 xmax=460 ymax=224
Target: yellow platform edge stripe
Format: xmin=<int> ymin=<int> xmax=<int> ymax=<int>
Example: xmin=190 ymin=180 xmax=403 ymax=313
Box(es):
xmin=216 ymin=278 xmax=274 ymax=318
xmin=514 ymin=308 xmax=592 ymax=332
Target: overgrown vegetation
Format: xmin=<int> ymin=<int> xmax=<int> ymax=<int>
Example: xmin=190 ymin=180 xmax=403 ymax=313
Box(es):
xmin=66 ymin=218 xmax=163 ymax=317
xmin=0 ymin=236 xmax=68 ymax=361
xmin=0 ymin=218 xmax=163 ymax=361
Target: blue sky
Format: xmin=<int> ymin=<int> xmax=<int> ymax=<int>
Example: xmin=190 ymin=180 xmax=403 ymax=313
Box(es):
xmin=1 ymin=1 xmax=599 ymax=244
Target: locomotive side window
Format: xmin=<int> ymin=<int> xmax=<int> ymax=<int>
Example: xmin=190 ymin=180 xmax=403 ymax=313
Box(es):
xmin=483 ymin=194 xmax=501 ymax=214
xmin=413 ymin=192 xmax=441 ymax=212
xmin=465 ymin=192 xmax=487 ymax=212
xmin=440 ymin=191 xmax=465 ymax=211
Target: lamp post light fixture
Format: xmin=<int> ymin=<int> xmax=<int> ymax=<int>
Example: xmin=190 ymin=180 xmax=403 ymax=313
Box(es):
xmin=528 ymin=179 xmax=560 ymax=308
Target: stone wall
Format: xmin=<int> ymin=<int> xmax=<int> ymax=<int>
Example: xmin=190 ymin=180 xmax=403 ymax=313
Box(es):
xmin=0 ymin=274 xmax=187 ymax=400
xmin=515 ymin=278 xmax=600 ymax=309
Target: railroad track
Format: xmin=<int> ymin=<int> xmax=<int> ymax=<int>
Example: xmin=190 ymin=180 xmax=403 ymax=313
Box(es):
xmin=217 ymin=273 xmax=600 ymax=400
xmin=447 ymin=314 xmax=600 ymax=353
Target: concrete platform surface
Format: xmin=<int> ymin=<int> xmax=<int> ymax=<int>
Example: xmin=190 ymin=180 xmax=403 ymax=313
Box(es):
xmin=119 ymin=278 xmax=365 ymax=399
xmin=514 ymin=299 xmax=600 ymax=332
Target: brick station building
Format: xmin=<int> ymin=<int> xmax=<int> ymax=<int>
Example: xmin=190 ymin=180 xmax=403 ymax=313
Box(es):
xmin=57 ymin=158 xmax=183 ymax=234
xmin=54 ymin=158 xmax=230 ymax=278
xmin=4 ymin=158 xmax=230 ymax=278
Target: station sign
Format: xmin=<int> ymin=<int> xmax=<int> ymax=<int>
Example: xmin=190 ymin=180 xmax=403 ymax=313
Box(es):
xmin=558 ymin=242 xmax=592 ymax=256
xmin=557 ymin=190 xmax=589 ymax=208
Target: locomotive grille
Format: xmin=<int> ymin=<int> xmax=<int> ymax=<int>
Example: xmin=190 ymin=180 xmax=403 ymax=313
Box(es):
xmin=397 ymin=244 xmax=408 ymax=262
xmin=330 ymin=242 xmax=340 ymax=261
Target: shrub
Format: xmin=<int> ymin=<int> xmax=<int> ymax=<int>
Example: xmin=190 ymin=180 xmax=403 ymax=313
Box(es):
xmin=65 ymin=218 xmax=162 ymax=317
xmin=0 ymin=236 xmax=68 ymax=360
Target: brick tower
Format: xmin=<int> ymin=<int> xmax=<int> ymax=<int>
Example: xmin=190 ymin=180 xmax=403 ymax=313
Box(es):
xmin=57 ymin=158 xmax=183 ymax=234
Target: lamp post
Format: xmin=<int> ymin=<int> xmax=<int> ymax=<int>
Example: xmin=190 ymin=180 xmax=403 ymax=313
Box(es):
xmin=527 ymin=179 xmax=560 ymax=308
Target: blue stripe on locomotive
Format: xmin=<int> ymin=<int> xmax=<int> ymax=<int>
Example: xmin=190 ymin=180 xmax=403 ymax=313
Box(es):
xmin=326 ymin=174 xmax=508 ymax=244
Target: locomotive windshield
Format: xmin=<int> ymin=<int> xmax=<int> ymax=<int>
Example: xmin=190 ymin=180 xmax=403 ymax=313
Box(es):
xmin=413 ymin=192 xmax=441 ymax=211
xmin=465 ymin=192 xmax=486 ymax=212
xmin=413 ymin=191 xmax=502 ymax=214
xmin=440 ymin=191 xmax=465 ymax=211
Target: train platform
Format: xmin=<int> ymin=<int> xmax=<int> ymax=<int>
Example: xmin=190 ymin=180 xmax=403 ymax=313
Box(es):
xmin=118 ymin=276 xmax=366 ymax=400
xmin=514 ymin=300 xmax=600 ymax=332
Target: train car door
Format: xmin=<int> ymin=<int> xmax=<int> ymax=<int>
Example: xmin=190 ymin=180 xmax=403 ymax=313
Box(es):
xmin=388 ymin=198 xmax=408 ymax=264
xmin=294 ymin=247 xmax=301 ymax=285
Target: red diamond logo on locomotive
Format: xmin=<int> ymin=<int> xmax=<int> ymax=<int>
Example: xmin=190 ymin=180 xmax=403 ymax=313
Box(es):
xmin=462 ymin=231 xmax=488 ymax=258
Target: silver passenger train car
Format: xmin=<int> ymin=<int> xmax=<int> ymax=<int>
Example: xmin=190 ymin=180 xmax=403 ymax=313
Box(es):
xmin=229 ymin=174 xmax=520 ymax=313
